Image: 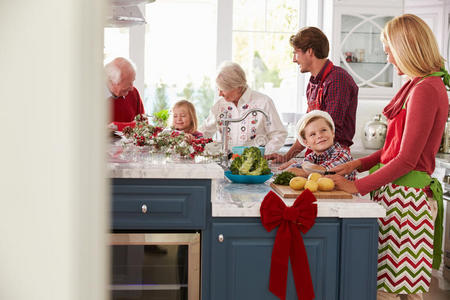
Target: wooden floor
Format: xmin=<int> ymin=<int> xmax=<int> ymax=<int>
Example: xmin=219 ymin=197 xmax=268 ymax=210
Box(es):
xmin=420 ymin=272 xmax=450 ymax=300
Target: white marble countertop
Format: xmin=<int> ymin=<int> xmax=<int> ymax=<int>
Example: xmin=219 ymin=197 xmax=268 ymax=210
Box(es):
xmin=108 ymin=160 xmax=224 ymax=179
xmin=214 ymin=179 xmax=386 ymax=218
xmin=107 ymin=142 xmax=385 ymax=218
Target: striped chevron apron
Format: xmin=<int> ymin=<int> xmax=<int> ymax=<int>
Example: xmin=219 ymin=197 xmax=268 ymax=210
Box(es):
xmin=371 ymin=75 xmax=445 ymax=294
xmin=373 ymin=182 xmax=434 ymax=294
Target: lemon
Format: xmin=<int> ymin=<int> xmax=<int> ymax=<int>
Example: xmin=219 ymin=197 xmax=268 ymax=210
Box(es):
xmin=304 ymin=180 xmax=319 ymax=192
xmin=317 ymin=177 xmax=335 ymax=191
xmin=289 ymin=176 xmax=307 ymax=190
xmin=307 ymin=172 xmax=322 ymax=182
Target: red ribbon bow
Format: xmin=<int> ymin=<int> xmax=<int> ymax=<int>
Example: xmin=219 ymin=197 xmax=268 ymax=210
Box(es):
xmin=260 ymin=190 xmax=318 ymax=300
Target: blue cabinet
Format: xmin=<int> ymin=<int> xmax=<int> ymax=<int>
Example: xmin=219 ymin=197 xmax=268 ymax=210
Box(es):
xmin=111 ymin=179 xmax=379 ymax=300
xmin=206 ymin=218 xmax=378 ymax=300
xmin=339 ymin=219 xmax=379 ymax=300
xmin=112 ymin=178 xmax=210 ymax=230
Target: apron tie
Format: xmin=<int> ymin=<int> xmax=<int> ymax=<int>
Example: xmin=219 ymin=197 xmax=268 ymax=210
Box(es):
xmin=425 ymin=67 xmax=450 ymax=90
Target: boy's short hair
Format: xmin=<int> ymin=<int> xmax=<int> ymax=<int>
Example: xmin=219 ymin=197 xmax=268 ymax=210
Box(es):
xmin=296 ymin=110 xmax=335 ymax=147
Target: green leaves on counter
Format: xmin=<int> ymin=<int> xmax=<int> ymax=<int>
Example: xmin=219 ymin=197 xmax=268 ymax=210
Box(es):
xmin=273 ymin=171 xmax=296 ymax=185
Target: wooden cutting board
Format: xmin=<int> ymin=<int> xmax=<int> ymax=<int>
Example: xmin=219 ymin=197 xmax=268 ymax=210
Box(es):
xmin=270 ymin=183 xmax=353 ymax=199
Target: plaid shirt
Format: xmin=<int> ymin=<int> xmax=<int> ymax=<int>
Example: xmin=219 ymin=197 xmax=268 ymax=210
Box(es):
xmin=306 ymin=60 xmax=358 ymax=147
xmin=293 ymin=142 xmax=356 ymax=181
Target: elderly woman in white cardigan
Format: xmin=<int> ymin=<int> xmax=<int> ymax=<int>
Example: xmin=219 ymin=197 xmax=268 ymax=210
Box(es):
xmin=200 ymin=61 xmax=287 ymax=154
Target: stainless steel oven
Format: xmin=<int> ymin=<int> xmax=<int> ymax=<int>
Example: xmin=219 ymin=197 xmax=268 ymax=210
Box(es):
xmin=111 ymin=233 xmax=200 ymax=300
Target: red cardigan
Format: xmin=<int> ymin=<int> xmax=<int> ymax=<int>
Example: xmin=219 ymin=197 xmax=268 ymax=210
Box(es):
xmin=110 ymin=87 xmax=145 ymax=123
xmin=355 ymin=76 xmax=448 ymax=195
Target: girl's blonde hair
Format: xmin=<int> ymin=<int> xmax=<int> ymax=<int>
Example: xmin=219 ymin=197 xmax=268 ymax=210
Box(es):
xmin=381 ymin=14 xmax=444 ymax=77
xmin=172 ymin=100 xmax=198 ymax=133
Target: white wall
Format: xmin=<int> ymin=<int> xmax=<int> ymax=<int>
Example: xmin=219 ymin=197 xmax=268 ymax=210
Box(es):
xmin=0 ymin=1 xmax=108 ymax=299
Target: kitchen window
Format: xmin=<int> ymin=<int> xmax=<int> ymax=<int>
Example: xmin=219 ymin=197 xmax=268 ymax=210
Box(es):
xmin=218 ymin=0 xmax=323 ymax=118
xmin=104 ymin=27 xmax=130 ymax=64
xmin=144 ymin=0 xmax=218 ymax=124
xmin=231 ymin=0 xmax=301 ymax=114
xmin=105 ymin=0 xmax=324 ymax=121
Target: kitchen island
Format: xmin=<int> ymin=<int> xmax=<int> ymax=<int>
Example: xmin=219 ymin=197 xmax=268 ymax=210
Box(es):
xmin=109 ymin=160 xmax=385 ymax=300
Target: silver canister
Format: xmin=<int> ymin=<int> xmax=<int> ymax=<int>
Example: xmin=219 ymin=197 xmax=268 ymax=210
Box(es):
xmin=440 ymin=116 xmax=450 ymax=153
xmin=363 ymin=114 xmax=387 ymax=150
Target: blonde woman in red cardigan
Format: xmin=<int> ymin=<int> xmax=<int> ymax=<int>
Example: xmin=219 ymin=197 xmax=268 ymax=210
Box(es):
xmin=328 ymin=14 xmax=449 ymax=300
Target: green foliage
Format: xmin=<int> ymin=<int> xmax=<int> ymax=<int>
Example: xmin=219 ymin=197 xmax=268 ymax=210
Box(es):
xmin=253 ymin=51 xmax=282 ymax=89
xmin=230 ymin=147 xmax=271 ymax=176
xmin=177 ymin=81 xmax=194 ymax=100
xmin=153 ymin=109 xmax=169 ymax=127
xmin=153 ymin=81 xmax=170 ymax=113
xmin=194 ymin=77 xmax=214 ymax=124
xmin=178 ymin=77 xmax=214 ymax=125
xmin=273 ymin=171 xmax=296 ymax=185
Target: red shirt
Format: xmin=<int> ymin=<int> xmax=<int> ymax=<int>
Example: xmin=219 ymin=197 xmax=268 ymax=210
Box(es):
xmin=110 ymin=87 xmax=145 ymax=122
xmin=306 ymin=60 xmax=358 ymax=147
xmin=355 ymin=76 xmax=448 ymax=195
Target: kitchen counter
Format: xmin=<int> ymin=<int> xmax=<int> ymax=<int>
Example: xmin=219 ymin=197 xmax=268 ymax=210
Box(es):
xmin=215 ymin=179 xmax=385 ymax=218
xmin=108 ymin=160 xmax=224 ymax=179
xmin=108 ymin=157 xmax=385 ymax=219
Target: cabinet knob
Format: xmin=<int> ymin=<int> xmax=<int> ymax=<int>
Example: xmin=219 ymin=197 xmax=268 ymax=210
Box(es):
xmin=141 ymin=204 xmax=148 ymax=214
xmin=218 ymin=234 xmax=224 ymax=243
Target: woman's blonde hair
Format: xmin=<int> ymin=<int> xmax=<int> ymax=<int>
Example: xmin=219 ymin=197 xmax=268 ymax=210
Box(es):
xmin=381 ymin=14 xmax=444 ymax=77
xmin=216 ymin=61 xmax=248 ymax=91
xmin=172 ymin=100 xmax=198 ymax=133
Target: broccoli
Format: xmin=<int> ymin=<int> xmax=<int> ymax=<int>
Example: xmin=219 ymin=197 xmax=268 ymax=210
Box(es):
xmin=248 ymin=158 xmax=271 ymax=175
xmin=239 ymin=156 xmax=256 ymax=174
xmin=273 ymin=171 xmax=296 ymax=185
xmin=230 ymin=156 xmax=243 ymax=175
xmin=229 ymin=147 xmax=271 ymax=175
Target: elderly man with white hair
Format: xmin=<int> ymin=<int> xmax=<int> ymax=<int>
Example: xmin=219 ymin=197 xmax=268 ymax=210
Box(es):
xmin=105 ymin=57 xmax=145 ymax=129
xmin=200 ymin=61 xmax=287 ymax=155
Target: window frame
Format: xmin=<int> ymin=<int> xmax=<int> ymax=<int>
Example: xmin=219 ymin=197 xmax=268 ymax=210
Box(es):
xmin=216 ymin=0 xmax=324 ymax=114
xmin=124 ymin=0 xmax=327 ymax=114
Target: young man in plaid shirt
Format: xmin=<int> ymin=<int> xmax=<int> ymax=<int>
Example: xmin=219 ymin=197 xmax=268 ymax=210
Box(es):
xmin=267 ymin=27 xmax=358 ymax=166
xmin=286 ymin=110 xmax=356 ymax=181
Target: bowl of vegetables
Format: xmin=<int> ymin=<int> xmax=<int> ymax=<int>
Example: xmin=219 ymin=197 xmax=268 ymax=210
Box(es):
xmin=232 ymin=146 xmax=265 ymax=156
xmin=225 ymin=146 xmax=272 ymax=184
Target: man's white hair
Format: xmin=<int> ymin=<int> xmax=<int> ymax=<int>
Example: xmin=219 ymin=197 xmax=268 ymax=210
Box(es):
xmin=104 ymin=57 xmax=136 ymax=84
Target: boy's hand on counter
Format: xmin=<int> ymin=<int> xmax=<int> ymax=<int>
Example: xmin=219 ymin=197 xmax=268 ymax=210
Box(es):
xmin=326 ymin=174 xmax=358 ymax=194
xmin=329 ymin=159 xmax=361 ymax=175
xmin=286 ymin=167 xmax=308 ymax=177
